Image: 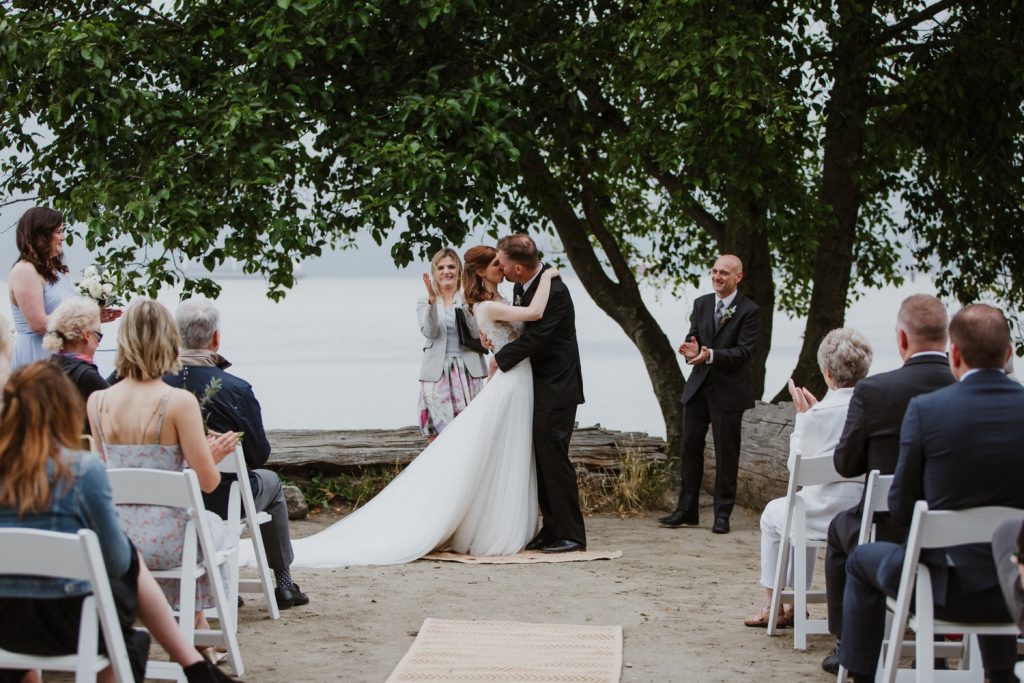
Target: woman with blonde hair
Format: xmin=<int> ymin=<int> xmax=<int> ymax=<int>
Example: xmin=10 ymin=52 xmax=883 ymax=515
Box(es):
xmin=0 ymin=362 xmax=240 ymax=683
xmin=43 ymin=297 xmax=109 ymax=424
xmin=417 ymin=247 xmax=487 ymax=439
xmin=87 ymin=299 xmax=237 ymax=648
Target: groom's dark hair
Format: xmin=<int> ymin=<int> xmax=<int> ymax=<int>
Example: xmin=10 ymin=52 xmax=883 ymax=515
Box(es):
xmin=497 ymin=234 xmax=540 ymax=267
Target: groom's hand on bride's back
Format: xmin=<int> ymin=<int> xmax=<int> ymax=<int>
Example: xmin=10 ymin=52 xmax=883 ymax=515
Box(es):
xmin=480 ymin=329 xmax=494 ymax=351
xmin=488 ymin=356 xmax=498 ymax=379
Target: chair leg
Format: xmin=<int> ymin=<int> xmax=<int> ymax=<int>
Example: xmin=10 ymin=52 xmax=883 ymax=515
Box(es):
xmin=246 ymin=519 xmax=280 ymax=620
xmin=793 ymin=506 xmax=808 ymax=651
xmin=76 ymin=596 xmax=99 ymax=683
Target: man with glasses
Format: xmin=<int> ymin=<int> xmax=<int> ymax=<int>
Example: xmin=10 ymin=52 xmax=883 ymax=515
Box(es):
xmin=659 ymin=254 xmax=761 ymax=535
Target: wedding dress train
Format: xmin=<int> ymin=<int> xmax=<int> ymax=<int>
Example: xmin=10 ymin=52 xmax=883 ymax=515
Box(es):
xmin=242 ymin=301 xmax=538 ymax=568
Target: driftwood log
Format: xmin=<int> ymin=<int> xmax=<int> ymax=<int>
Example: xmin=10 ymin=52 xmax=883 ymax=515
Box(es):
xmin=264 ymin=401 xmax=795 ymax=512
xmin=264 ymin=425 xmax=667 ymax=478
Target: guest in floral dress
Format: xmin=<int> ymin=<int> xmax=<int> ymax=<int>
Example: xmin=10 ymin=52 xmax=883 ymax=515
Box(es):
xmin=417 ymin=247 xmax=488 ymax=440
xmin=88 ymin=299 xmax=238 ymax=638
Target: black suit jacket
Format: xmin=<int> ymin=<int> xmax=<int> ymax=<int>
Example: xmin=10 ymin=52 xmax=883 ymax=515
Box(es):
xmin=833 ymin=354 xmax=955 ymax=481
xmin=494 ymin=268 xmax=584 ymax=410
xmin=889 ymin=369 xmax=1024 ymax=600
xmin=680 ymin=291 xmax=760 ymax=412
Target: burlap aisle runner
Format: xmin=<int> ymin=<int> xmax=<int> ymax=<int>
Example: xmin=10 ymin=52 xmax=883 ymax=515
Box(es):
xmin=422 ymin=550 xmax=622 ymax=564
xmin=386 ymin=618 xmax=623 ymax=683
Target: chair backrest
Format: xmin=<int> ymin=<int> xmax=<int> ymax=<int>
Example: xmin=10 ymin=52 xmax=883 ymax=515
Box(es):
xmin=882 ymin=501 xmax=1024 ymax=683
xmin=857 ymin=470 xmax=895 ymax=544
xmin=107 ymin=467 xmax=202 ymax=510
xmin=0 ymin=528 xmax=134 ymax=682
xmin=793 ymin=454 xmax=846 ymax=488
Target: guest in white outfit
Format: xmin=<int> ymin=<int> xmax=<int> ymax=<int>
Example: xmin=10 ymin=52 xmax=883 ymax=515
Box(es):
xmin=744 ymin=328 xmax=873 ymax=627
xmin=417 ymin=247 xmax=488 ymax=440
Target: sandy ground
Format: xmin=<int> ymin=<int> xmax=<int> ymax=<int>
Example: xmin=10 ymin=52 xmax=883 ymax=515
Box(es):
xmin=230 ymin=502 xmax=836 ymax=683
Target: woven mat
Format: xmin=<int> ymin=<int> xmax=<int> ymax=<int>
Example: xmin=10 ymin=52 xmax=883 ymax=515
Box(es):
xmin=421 ymin=550 xmax=622 ymax=564
xmin=386 ymin=618 xmax=623 ymax=683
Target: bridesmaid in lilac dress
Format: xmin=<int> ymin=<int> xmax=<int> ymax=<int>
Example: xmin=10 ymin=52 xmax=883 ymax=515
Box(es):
xmin=8 ymin=207 xmax=120 ymax=369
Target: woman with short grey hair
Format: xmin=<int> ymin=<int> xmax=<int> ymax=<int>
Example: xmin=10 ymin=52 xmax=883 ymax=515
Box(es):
xmin=745 ymin=328 xmax=872 ymax=627
xmin=43 ymin=296 xmax=109 ymax=427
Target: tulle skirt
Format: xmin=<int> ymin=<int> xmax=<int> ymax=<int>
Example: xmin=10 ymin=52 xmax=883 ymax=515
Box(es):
xmin=245 ymin=361 xmax=538 ymax=568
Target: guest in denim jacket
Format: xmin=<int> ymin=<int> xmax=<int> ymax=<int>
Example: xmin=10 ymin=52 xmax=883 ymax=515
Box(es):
xmin=0 ymin=362 xmax=241 ymax=683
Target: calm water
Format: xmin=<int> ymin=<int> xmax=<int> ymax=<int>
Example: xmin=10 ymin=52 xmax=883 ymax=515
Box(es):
xmin=4 ymin=274 xmax=977 ymax=438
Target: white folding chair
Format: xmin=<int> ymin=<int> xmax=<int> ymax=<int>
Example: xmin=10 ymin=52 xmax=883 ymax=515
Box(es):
xmin=880 ymin=501 xmax=1024 ymax=683
xmin=0 ymin=528 xmax=135 ymax=683
xmin=768 ymin=454 xmax=854 ymax=650
xmin=857 ymin=470 xmax=895 ymax=545
xmin=107 ymin=468 xmax=244 ymax=676
xmin=217 ymin=446 xmax=279 ymax=621
xmin=837 ymin=470 xmax=895 ymax=681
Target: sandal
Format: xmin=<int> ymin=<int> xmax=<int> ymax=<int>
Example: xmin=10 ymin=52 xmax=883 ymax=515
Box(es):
xmin=743 ymin=608 xmax=791 ymax=628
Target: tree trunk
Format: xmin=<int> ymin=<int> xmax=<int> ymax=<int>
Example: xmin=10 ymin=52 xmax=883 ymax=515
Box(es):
xmin=773 ymin=0 xmax=874 ymax=401
xmin=723 ymin=196 xmax=773 ymax=401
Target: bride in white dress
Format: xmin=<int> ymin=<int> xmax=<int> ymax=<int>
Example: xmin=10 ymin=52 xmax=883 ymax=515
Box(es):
xmin=270 ymin=249 xmax=560 ymax=568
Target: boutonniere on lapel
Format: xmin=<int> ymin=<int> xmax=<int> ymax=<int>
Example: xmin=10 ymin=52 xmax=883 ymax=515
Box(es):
xmin=719 ymin=306 xmax=736 ymax=325
xmin=514 ymin=294 xmax=523 ymax=306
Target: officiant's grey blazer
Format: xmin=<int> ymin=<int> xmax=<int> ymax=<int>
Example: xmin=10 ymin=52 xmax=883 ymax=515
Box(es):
xmin=417 ymin=293 xmax=488 ymax=381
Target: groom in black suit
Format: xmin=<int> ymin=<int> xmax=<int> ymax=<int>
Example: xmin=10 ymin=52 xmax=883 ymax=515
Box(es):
xmin=494 ymin=234 xmax=587 ymax=553
xmin=660 ymin=254 xmax=760 ymax=534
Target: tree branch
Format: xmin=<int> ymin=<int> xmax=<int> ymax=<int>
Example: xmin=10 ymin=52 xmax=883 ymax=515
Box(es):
xmin=876 ymin=0 xmax=961 ymax=46
xmin=575 ymin=82 xmax=727 ymax=243
xmin=578 ymin=170 xmax=639 ymax=293
xmin=517 ymin=147 xmax=618 ymax=296
xmin=0 ymin=196 xmax=38 ymax=209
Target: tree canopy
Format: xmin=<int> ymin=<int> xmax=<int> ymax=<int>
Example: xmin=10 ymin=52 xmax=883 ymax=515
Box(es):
xmin=2 ymin=0 xmax=1022 ymax=450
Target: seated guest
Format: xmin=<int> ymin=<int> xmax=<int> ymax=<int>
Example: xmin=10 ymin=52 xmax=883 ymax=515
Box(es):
xmin=43 ymin=296 xmax=109 ymax=431
xmin=820 ymin=294 xmax=953 ymax=673
xmin=838 ymin=304 xmax=1024 ymax=683
xmin=744 ymin=328 xmax=872 ymax=627
xmin=164 ymin=298 xmax=308 ymax=610
xmin=87 ymin=299 xmax=239 ymax=643
xmin=0 ymin=362 xmax=239 ymax=683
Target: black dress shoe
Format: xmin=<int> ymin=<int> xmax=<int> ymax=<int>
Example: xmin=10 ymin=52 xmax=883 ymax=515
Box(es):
xmin=821 ymin=648 xmax=839 ymax=675
xmin=658 ymin=510 xmax=699 ymax=527
xmin=525 ymin=533 xmax=549 ymax=551
xmin=711 ymin=517 xmax=730 ymax=534
xmin=540 ymin=539 xmax=586 ymax=553
xmin=275 ymin=582 xmax=309 ymax=610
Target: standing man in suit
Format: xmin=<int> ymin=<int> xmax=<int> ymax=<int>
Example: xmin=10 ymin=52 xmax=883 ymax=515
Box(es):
xmin=660 ymin=254 xmax=760 ymax=534
xmin=819 ymin=294 xmax=954 ymax=674
xmin=494 ymin=234 xmax=587 ymax=553
xmin=838 ymin=304 xmax=1024 ymax=683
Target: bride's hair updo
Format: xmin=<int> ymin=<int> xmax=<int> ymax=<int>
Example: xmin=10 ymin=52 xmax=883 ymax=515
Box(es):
xmin=462 ymin=245 xmax=498 ymax=312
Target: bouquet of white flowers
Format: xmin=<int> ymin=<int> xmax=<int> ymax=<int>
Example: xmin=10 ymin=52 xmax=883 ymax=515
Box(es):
xmin=76 ymin=265 xmax=121 ymax=308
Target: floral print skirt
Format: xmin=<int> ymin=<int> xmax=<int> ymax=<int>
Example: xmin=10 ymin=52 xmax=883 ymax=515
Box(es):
xmin=419 ymin=354 xmax=486 ymax=437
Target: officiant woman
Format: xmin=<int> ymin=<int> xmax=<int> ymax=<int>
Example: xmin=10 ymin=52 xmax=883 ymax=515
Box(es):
xmin=417 ymin=247 xmax=487 ymax=441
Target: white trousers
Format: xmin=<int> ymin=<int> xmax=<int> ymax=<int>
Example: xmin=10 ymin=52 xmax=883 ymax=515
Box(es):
xmin=759 ymin=496 xmax=817 ymax=590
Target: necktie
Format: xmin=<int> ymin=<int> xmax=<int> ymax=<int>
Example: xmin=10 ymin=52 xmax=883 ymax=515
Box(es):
xmin=714 ymin=300 xmax=724 ymax=326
